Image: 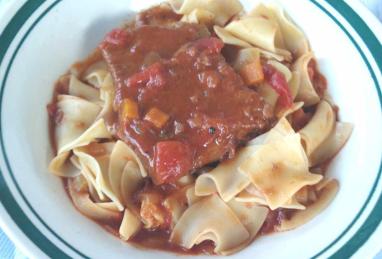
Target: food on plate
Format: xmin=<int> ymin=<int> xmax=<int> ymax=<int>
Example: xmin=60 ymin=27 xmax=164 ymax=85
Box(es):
xmin=47 ymin=0 xmax=352 ymax=255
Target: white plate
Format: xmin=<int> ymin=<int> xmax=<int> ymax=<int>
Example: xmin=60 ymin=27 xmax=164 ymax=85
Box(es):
xmin=0 ymin=0 xmax=381 ymax=258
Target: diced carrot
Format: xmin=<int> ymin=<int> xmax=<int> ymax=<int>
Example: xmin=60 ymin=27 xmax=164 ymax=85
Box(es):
xmin=120 ymin=98 xmax=139 ymax=120
xmin=239 ymin=57 xmax=264 ymax=86
xmin=144 ymin=107 xmax=169 ymax=128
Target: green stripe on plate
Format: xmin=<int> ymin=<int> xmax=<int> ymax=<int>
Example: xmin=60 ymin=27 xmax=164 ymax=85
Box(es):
xmin=0 ymin=0 xmax=87 ymax=258
xmin=0 ymin=0 xmax=380 ymax=258
xmin=312 ymin=1 xmax=382 ymax=258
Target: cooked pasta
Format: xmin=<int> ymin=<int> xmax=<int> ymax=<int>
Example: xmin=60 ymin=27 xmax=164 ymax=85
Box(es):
xmin=46 ymin=0 xmax=352 ymax=255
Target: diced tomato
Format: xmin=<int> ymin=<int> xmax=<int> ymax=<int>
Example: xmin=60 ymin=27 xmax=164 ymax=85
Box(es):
xmin=193 ymin=37 xmax=224 ymax=54
xmin=153 ymin=141 xmax=192 ymax=185
xmin=99 ymin=28 xmax=129 ymax=49
xmin=263 ymin=64 xmax=293 ymax=108
xmin=126 ymin=62 xmax=167 ymax=89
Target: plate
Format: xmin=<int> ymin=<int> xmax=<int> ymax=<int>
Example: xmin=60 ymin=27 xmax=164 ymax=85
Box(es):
xmin=0 ymin=0 xmax=381 ymax=258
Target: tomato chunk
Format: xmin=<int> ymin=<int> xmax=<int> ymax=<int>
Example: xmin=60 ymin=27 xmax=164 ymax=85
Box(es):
xmin=99 ymin=28 xmax=129 ymax=48
xmin=193 ymin=37 xmax=224 ymax=54
xmin=263 ymin=64 xmax=293 ymax=108
xmin=126 ymin=62 xmax=167 ymax=89
xmin=153 ymin=141 xmax=192 ymax=185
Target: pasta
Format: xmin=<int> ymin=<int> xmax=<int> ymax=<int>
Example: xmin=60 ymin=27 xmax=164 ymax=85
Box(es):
xmin=249 ymin=3 xmax=309 ymax=58
xmin=293 ymin=52 xmax=321 ymax=106
xmin=46 ymin=0 xmax=352 ymax=255
xmin=225 ymin=17 xmax=292 ymax=59
xmin=170 ymin=195 xmax=250 ymax=253
xmin=299 ymin=100 xmax=336 ymax=157
xmin=194 ymin=146 xmax=256 ymax=202
xmin=169 ymin=0 xmax=243 ymax=26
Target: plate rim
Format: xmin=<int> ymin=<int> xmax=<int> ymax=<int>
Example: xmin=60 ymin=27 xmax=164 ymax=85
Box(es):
xmin=0 ymin=0 xmax=381 ymax=258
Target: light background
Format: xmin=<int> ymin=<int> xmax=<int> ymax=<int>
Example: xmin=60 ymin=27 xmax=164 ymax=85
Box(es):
xmin=0 ymin=0 xmax=380 ymax=258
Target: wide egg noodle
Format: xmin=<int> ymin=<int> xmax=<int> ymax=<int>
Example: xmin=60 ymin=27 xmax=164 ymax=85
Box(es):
xmin=120 ymin=160 xmax=144 ymax=208
xmin=213 ymin=27 xmax=288 ymax=61
xmin=225 ymin=17 xmax=278 ymax=53
xmin=119 ymin=208 xmax=142 ymax=241
xmin=289 ymin=71 xmax=301 ymax=100
xmin=83 ymin=61 xmax=109 ymax=88
xmin=163 ymin=187 xmax=189 ymax=228
xmin=249 ymin=3 xmax=309 ymax=58
xmin=293 ymin=52 xmax=320 ymax=106
xmin=214 ymin=26 xmax=252 ymax=48
xmin=240 ymin=118 xmax=306 ymax=210
xmin=48 ymin=151 xmax=80 ymax=177
xmin=67 ymin=175 xmax=122 ymax=224
xmin=309 ymin=122 xmax=353 ymax=166
xmin=169 ymin=194 xmax=250 ymax=254
xmin=55 ymin=95 xmax=101 ymax=153
xmin=181 ymin=8 xmax=215 ymax=25
xmin=224 ymin=16 xmax=292 ymax=60
xmin=59 ymin=118 xmax=111 ymax=154
xmin=299 ymin=100 xmax=336 ymax=157
xmin=73 ymin=143 xmax=118 ymax=207
xmin=96 ymin=73 xmax=115 ymax=121
xmin=97 ymin=202 xmax=120 ymax=212
xmin=185 ymin=185 xmax=202 ymax=206
xmin=114 ymin=140 xmax=147 ymax=177
xmin=73 ymin=141 xmax=147 ymax=212
xmin=169 ymin=0 xmax=243 ymax=26
xmin=249 ymin=117 xmax=295 ymax=146
xmin=221 ymin=200 xmax=268 ymax=255
xmin=239 ymin=132 xmax=322 ymax=210
xmin=277 ymin=179 xmax=339 ymax=231
xmin=49 ymin=95 xmax=111 ymax=176
xmin=194 ymin=146 xmax=257 ymax=202
xmin=235 ymin=184 xmax=305 ymax=210
xmin=68 ymin=75 xmax=100 ymax=103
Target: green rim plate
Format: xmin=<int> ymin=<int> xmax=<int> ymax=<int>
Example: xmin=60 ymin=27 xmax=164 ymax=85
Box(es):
xmin=0 ymin=1 xmax=381 ymax=258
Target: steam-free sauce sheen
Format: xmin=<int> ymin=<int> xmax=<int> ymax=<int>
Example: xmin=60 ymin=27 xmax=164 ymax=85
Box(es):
xmin=49 ymin=5 xmax=278 ymax=254
xmin=100 ymin=10 xmax=273 ymax=185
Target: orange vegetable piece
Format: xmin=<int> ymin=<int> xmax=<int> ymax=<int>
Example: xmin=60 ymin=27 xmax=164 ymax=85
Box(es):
xmin=120 ymin=98 xmax=139 ymax=120
xmin=239 ymin=57 xmax=264 ymax=86
xmin=144 ymin=107 xmax=169 ymax=128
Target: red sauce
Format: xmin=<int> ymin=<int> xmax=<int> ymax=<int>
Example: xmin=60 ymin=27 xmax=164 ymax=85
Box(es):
xmin=46 ymin=5 xmax=300 ymax=255
xmin=130 ymin=229 xmax=215 ymax=255
xmin=101 ymin=22 xmax=273 ymax=184
xmin=263 ymin=63 xmax=293 ymax=108
xmin=308 ymin=59 xmax=327 ymax=97
xmin=260 ymin=209 xmax=292 ymax=234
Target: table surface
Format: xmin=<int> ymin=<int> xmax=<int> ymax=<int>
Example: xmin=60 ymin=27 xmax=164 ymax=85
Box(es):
xmin=0 ymin=0 xmax=381 ymax=258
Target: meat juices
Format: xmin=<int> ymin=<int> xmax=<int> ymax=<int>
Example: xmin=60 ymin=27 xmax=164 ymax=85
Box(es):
xmin=100 ymin=10 xmax=273 ymax=184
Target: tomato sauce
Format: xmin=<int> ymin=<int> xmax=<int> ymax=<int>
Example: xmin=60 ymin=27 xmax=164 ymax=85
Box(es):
xmin=100 ymin=20 xmax=274 ymax=184
xmin=49 ymin=5 xmax=280 ymax=255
